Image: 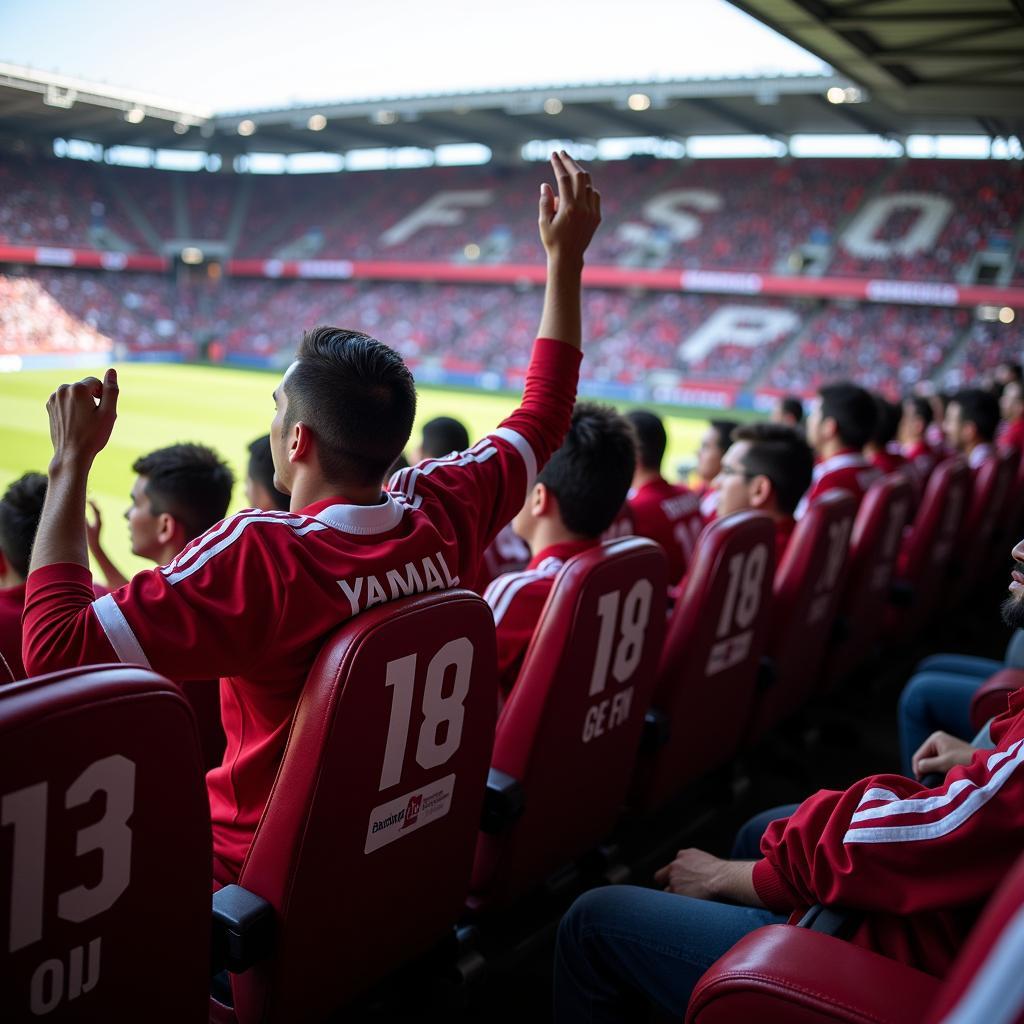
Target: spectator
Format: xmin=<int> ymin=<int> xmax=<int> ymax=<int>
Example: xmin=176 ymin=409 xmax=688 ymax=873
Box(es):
xmin=695 ymin=419 xmax=738 ymax=520
xmin=87 ymin=443 xmax=235 ymax=589
xmin=554 ymin=536 xmax=1024 ymax=1022
xmin=900 ymin=394 xmax=939 ymax=482
xmin=715 ymin=423 xmax=813 ymax=561
xmin=866 ymin=394 xmax=910 ymax=476
xmin=20 ymin=152 xmax=602 ymax=887
xmin=414 ymin=415 xmax=471 ymax=461
xmin=246 ymin=435 xmax=290 ymax=511
xmin=771 ymin=395 xmax=804 ymax=428
xmin=945 ymin=388 xmax=999 ymax=470
xmin=620 ymin=409 xmax=703 ymax=584
xmin=998 ymin=381 xmax=1024 ymax=455
xmin=484 ymin=402 xmax=635 ymax=700
xmin=796 ymin=381 xmax=881 ymax=518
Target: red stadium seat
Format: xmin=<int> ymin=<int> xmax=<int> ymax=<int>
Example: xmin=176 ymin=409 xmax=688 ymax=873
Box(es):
xmin=686 ymin=853 xmax=1024 ymax=1024
xmin=214 ymin=590 xmax=497 ymax=1023
xmin=631 ymin=511 xmax=775 ymax=809
xmin=178 ymin=679 xmax=226 ymax=772
xmin=885 ymin=457 xmax=971 ymax=642
xmin=470 ymin=538 xmax=667 ymax=908
xmin=0 ymin=665 xmax=210 ymax=1022
xmin=823 ymin=474 xmax=915 ymax=688
xmin=947 ymin=448 xmax=1018 ymax=608
xmin=747 ymin=491 xmax=857 ymax=738
xmin=969 ymin=668 xmax=1024 ymax=735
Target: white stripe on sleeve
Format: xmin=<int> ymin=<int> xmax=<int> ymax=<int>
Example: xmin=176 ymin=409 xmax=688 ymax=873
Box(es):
xmin=492 ymin=427 xmax=538 ymax=492
xmin=91 ymin=594 xmax=151 ymax=668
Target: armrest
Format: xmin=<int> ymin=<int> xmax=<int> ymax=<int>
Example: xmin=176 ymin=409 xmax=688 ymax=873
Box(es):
xmin=211 ymin=884 xmax=275 ymax=974
xmin=970 ymin=669 xmax=1024 ymax=734
xmin=640 ymin=708 xmax=670 ymax=752
xmin=686 ymin=925 xmax=940 ymax=1024
xmin=889 ymin=578 xmax=915 ymax=607
xmin=480 ymin=767 xmax=524 ymax=834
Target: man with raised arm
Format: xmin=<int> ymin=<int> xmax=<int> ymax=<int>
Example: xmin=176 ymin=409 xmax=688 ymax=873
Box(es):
xmin=22 ymin=152 xmax=601 ymax=886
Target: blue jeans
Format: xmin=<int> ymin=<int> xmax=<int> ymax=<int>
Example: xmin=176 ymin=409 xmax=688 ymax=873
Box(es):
xmin=914 ymin=653 xmax=1003 ymax=679
xmin=897 ymin=671 xmax=984 ymax=777
xmin=553 ymin=806 xmax=794 ymax=1022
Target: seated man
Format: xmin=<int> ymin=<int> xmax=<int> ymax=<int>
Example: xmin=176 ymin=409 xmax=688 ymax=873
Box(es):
xmin=245 ymin=434 xmax=290 ymax=511
xmin=899 ymin=394 xmax=939 ymax=483
xmin=619 ymin=409 xmax=703 ymax=584
xmin=21 ymin=152 xmax=602 ymax=886
xmin=770 ymin=394 xmax=804 ymax=429
xmin=554 ymin=535 xmax=1024 ymax=1022
xmin=413 ymin=415 xmax=470 ymax=462
xmin=695 ymin=419 xmax=738 ymax=520
xmin=87 ymin=443 xmax=235 ymax=589
xmin=998 ymin=380 xmax=1024 ymax=456
xmin=484 ymin=402 xmax=635 ymax=701
xmin=796 ymin=380 xmax=881 ymax=518
xmin=945 ymin=387 xmax=999 ymax=472
xmin=715 ymin=423 xmax=813 ymax=563
xmin=866 ymin=394 xmax=910 ymax=477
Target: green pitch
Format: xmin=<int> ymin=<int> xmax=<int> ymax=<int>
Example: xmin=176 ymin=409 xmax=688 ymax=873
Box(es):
xmin=0 ymin=362 xmax=721 ymax=580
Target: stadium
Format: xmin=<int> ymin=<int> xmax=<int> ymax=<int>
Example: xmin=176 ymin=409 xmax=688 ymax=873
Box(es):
xmin=1 ymin=0 xmax=1024 ymax=1020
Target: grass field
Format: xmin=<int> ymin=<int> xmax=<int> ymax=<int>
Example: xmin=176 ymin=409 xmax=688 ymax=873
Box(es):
xmin=0 ymin=362 xmax=723 ymax=579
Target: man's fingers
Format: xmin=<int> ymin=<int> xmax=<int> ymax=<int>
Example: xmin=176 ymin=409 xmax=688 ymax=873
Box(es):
xmin=652 ymin=864 xmax=670 ymax=885
xmin=593 ymin=188 xmax=602 ymax=221
xmin=539 ymin=182 xmax=554 ymax=224
xmin=99 ymin=367 xmax=119 ymax=416
xmin=559 ymin=150 xmax=591 ymax=200
xmin=550 ymin=151 xmax=572 ymax=210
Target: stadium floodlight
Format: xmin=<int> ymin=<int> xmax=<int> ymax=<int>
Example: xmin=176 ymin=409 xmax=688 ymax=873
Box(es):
xmin=464 ymin=243 xmax=481 ymax=260
xmin=181 ymin=246 xmax=204 ymax=265
xmin=1000 ymin=307 xmax=1017 ymax=325
xmin=307 ymin=114 xmax=327 ymax=131
xmin=826 ymin=87 xmax=846 ymax=104
xmin=173 ymin=122 xmax=189 ymax=135
xmin=543 ymin=98 xmax=564 ymax=116
xmin=627 ymin=93 xmax=652 ymax=112
xmin=373 ymin=110 xmax=398 ymax=125
xmin=125 ymin=106 xmax=145 ymax=124
xmin=238 ymin=119 xmax=256 ymax=136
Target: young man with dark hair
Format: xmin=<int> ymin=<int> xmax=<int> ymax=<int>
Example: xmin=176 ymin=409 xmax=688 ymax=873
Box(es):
xmin=695 ymin=419 xmax=739 ymax=520
xmin=945 ymin=388 xmax=1000 ymax=471
xmin=998 ymin=381 xmax=1024 ymax=455
xmin=900 ymin=394 xmax=939 ymax=482
xmin=87 ymin=443 xmax=235 ymax=589
xmin=415 ymin=415 xmax=471 ymax=462
xmin=619 ymin=409 xmax=704 ymax=584
xmin=715 ymin=423 xmax=814 ymax=561
xmin=771 ymin=395 xmax=804 ymax=428
xmin=246 ymin=434 xmax=290 ymax=511
xmin=484 ymin=402 xmax=635 ymax=699
xmin=865 ymin=395 xmax=910 ymax=477
xmin=21 ymin=152 xmax=602 ymax=886
xmin=797 ymin=381 xmax=881 ymax=517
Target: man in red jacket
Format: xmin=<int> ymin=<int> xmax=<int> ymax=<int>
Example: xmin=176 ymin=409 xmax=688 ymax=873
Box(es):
xmin=21 ymin=152 xmax=601 ymax=887
xmin=554 ymin=537 xmax=1024 ymax=1022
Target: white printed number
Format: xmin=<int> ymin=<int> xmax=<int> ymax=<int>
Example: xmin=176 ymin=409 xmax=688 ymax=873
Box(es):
xmin=379 ymin=638 xmax=473 ymax=791
xmin=716 ymin=545 xmax=769 ymax=638
xmin=3 ymin=754 xmax=136 ymax=955
xmin=673 ymin=518 xmax=703 ymax=562
xmin=590 ymin=579 xmax=654 ymax=697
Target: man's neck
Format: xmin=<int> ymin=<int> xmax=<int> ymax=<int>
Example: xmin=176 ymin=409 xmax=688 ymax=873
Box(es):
xmin=528 ymin=519 xmax=589 ymax=556
xmin=288 ymin=475 xmax=384 ymax=512
xmin=818 ymin=438 xmax=852 ymax=461
xmin=632 ymin=467 xmax=662 ymax=489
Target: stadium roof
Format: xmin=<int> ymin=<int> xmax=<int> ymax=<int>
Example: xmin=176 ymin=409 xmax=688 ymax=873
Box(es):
xmin=0 ymin=0 xmax=1021 ymax=159
xmin=731 ymin=0 xmax=1024 ymax=138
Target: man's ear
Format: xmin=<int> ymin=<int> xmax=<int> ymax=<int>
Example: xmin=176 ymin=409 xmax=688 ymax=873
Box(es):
xmin=821 ymin=416 xmax=839 ymax=443
xmin=156 ymin=512 xmax=183 ymax=548
xmin=290 ymin=421 xmax=314 ymax=464
xmin=532 ymin=482 xmax=553 ymax=518
xmin=748 ymin=474 xmax=774 ymax=511
xmin=962 ymin=422 xmax=979 ymax=447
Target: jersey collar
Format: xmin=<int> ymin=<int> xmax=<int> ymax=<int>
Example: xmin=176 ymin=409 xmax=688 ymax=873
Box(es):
xmin=527 ymin=537 xmax=598 ymax=570
xmin=300 ymin=494 xmax=405 ymax=536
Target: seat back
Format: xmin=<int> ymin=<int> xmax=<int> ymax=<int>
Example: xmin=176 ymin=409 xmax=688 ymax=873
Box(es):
xmin=632 ymin=511 xmax=775 ymax=809
xmin=750 ymin=491 xmax=857 ymax=737
xmin=888 ymin=456 xmax=971 ymax=639
xmin=178 ymin=679 xmax=226 ymax=771
xmin=0 ymin=650 xmax=12 ymax=684
xmin=471 ymin=538 xmax=667 ymax=906
xmin=231 ymin=590 xmax=497 ymax=1023
xmin=0 ymin=666 xmax=210 ymax=1022
xmin=825 ymin=474 xmax=914 ymax=688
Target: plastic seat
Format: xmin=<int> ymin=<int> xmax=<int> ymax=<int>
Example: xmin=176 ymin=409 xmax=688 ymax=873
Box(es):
xmin=631 ymin=511 xmax=775 ymax=809
xmin=747 ymin=491 xmax=857 ymax=739
xmin=970 ymin=668 xmax=1024 ymax=734
xmin=470 ymin=538 xmax=667 ymax=908
xmin=0 ymin=665 xmax=211 ymax=1022
xmin=823 ymin=474 xmax=914 ymax=688
xmin=885 ymin=457 xmax=971 ymax=642
xmin=686 ymin=853 xmax=1024 ymax=1024
xmin=212 ymin=589 xmax=498 ymax=1023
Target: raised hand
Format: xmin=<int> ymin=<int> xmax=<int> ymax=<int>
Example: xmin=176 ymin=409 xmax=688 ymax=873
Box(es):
xmin=538 ymin=151 xmax=602 ymax=266
xmin=46 ymin=367 xmax=118 ymax=469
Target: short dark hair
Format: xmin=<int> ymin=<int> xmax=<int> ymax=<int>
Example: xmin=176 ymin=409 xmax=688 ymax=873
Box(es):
xmin=779 ymin=396 xmax=804 ymax=425
xmin=710 ymin=420 xmax=740 ymax=454
xmin=952 ymin=388 xmax=1000 ymax=443
xmin=625 ymin=409 xmax=667 ymax=471
xmin=999 ymin=362 xmax=1023 ymax=384
xmin=731 ymin=423 xmax=814 ymax=517
xmin=904 ymin=395 xmax=933 ymax=427
xmin=284 ymin=325 xmax=417 ymax=487
xmin=0 ymin=473 xmax=47 ymax=579
xmin=819 ymin=382 xmax=877 ymax=450
xmin=132 ymin=444 xmax=234 ymax=543
xmin=420 ymin=416 xmax=470 ymax=459
xmin=537 ymin=402 xmax=636 ymax=537
xmin=870 ymin=395 xmax=901 ymax=447
xmin=247 ymin=435 xmax=290 ymax=511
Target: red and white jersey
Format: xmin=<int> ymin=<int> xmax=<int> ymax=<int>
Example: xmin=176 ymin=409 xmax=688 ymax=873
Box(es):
xmin=470 ymin=523 xmax=531 ymax=595
xmin=22 ymin=336 xmax=581 ymax=884
xmin=999 ymin=418 xmax=1024 ymax=455
xmin=795 ymin=450 xmax=882 ymax=520
xmin=870 ymin=446 xmax=909 ymax=476
xmin=621 ymin=476 xmax=704 ymax=584
xmin=969 ymin=442 xmax=995 ymax=472
xmin=903 ymin=438 xmax=939 ymax=483
xmin=753 ymin=686 xmax=1024 ymax=977
xmin=483 ymin=538 xmax=596 ymax=701
xmin=697 ymin=484 xmax=719 ymax=523
xmin=773 ymin=516 xmax=796 ymax=566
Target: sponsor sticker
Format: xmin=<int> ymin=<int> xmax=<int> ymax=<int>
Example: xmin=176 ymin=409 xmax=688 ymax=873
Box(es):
xmin=364 ymin=773 xmax=456 ymax=854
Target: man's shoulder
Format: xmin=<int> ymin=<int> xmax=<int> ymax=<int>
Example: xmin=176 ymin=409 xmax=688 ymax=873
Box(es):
xmin=484 ymin=559 xmax=563 ymax=625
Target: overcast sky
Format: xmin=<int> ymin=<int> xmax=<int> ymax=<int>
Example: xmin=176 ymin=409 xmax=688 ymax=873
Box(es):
xmin=1 ymin=0 xmax=826 ymax=111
